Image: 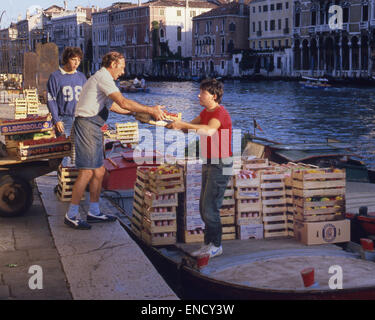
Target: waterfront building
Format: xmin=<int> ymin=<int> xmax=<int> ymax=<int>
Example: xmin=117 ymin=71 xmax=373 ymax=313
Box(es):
xmin=192 ymin=1 xmax=250 ymax=78
xmin=48 ymin=6 xmax=93 ymax=59
xmin=292 ymin=0 xmax=375 ymax=78
xmin=92 ymin=0 xmax=218 ymax=77
xmin=0 ymin=24 xmax=19 ymax=74
xmin=248 ymin=0 xmax=293 ymax=76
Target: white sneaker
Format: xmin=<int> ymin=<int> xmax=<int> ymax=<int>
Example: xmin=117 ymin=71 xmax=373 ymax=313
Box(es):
xmin=207 ymin=244 xmax=223 ymax=258
xmin=191 ymin=243 xmax=211 ymax=257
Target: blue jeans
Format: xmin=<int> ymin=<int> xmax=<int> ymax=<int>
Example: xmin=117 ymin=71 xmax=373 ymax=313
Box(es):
xmin=56 ymin=115 xmax=74 ymax=137
xmin=200 ymin=160 xmax=233 ymax=247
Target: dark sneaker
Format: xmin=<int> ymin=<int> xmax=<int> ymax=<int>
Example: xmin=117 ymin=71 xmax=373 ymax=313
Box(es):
xmin=64 ymin=214 xmax=92 ymax=230
xmin=87 ymin=212 xmax=117 ymax=223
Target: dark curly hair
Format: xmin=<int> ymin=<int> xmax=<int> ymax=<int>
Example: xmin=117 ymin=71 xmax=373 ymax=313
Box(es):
xmin=101 ymin=51 xmax=125 ymax=68
xmin=61 ymin=47 xmax=83 ymax=65
xmin=200 ymin=78 xmax=224 ymax=104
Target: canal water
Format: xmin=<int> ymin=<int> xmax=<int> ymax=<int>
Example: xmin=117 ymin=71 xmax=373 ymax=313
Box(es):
xmin=108 ymin=80 xmax=375 ymax=169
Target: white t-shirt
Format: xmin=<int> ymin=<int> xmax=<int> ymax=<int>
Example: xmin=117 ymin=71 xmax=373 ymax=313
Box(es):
xmin=75 ymin=67 xmax=119 ymax=117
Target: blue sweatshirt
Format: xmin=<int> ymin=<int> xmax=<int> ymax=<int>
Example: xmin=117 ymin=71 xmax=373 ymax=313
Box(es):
xmin=47 ymin=68 xmax=87 ymax=124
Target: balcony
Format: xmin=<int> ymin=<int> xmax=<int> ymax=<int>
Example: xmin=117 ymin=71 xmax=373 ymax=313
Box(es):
xmin=360 ymin=21 xmax=369 ymax=29
xmin=256 ymin=30 xmax=262 ymax=37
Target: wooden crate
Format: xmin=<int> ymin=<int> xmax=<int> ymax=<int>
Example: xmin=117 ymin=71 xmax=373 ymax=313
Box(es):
xmin=292 ymin=169 xmax=346 ymax=191
xmin=144 ymin=191 xmax=178 ymax=207
xmin=181 ymin=229 xmax=204 ymax=243
xmin=221 ymin=215 xmax=235 ymax=225
xmin=236 ymin=211 xmax=262 ymax=225
xmin=143 ymin=216 xmax=177 ymax=233
xmin=236 ymin=199 xmax=262 ymax=212
xmin=234 ymin=176 xmax=260 ymax=188
xmin=219 ymin=205 xmax=235 ymax=216
xmin=235 ymin=186 xmax=261 ymax=199
xmin=18 ymin=138 xmax=71 ymax=161
xmin=141 ymin=230 xmax=176 ymax=246
xmin=261 ymin=171 xmax=287 ymax=238
xmin=242 ymin=158 xmax=272 ymax=171
xmin=144 ymin=206 xmax=176 ymax=220
xmin=56 ymin=166 xmax=85 ymax=202
xmin=222 ymin=225 xmax=236 ymax=240
xmin=293 ymin=196 xmax=345 ymax=222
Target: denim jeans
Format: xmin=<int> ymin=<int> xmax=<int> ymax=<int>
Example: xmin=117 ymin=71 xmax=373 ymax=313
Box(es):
xmin=199 ymin=159 xmax=233 ymax=247
xmin=56 ymin=115 xmax=74 ymax=137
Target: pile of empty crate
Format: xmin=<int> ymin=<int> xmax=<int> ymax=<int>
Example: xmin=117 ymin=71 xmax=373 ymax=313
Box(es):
xmin=131 ymin=164 xmax=184 ymax=246
xmin=128 ymin=157 xmax=349 ymax=246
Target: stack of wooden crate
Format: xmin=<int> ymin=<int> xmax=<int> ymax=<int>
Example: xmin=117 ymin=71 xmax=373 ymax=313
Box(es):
xmin=178 ymin=159 xmax=205 ymax=243
xmin=234 ymin=170 xmax=263 ymax=240
xmin=56 ymin=164 xmax=85 ymax=202
xmin=292 ymin=167 xmax=348 ymax=245
xmin=24 ymin=89 xmax=39 ymax=115
xmin=141 ymin=165 xmax=184 ymax=246
xmin=221 ymin=177 xmax=236 ymax=240
xmin=115 ymin=122 xmax=139 ymax=145
xmin=131 ymin=167 xmax=149 ymax=238
xmin=260 ymin=170 xmax=288 ymax=238
xmin=14 ymin=98 xmax=27 ymax=119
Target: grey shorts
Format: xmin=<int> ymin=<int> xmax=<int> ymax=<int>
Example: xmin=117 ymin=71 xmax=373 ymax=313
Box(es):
xmin=73 ymin=117 xmax=104 ymax=169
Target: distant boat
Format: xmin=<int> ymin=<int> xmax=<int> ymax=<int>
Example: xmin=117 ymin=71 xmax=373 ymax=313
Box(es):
xmin=299 ymin=76 xmax=332 ymax=89
xmin=119 ymin=80 xmax=149 ymax=93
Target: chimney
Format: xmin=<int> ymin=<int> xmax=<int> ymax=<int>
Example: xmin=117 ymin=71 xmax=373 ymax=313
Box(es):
xmin=64 ymin=1 xmax=68 ymax=11
xmin=138 ymin=0 xmax=141 ymax=6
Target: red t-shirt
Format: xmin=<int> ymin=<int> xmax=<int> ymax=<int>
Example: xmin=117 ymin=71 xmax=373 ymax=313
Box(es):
xmin=199 ymin=105 xmax=232 ymax=159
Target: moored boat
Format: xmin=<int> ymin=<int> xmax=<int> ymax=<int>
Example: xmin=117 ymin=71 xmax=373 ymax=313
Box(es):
xmin=299 ymin=76 xmax=332 ymax=89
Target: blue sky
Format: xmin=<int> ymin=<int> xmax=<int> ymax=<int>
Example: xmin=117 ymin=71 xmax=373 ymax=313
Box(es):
xmin=1 ymin=0 xmax=139 ymax=28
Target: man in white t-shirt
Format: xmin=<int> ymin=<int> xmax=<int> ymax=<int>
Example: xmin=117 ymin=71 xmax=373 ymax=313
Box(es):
xmin=65 ymin=51 xmax=166 ymax=230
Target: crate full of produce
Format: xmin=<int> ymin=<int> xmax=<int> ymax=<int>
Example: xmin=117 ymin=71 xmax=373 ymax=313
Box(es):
xmin=0 ymin=114 xmax=53 ymax=135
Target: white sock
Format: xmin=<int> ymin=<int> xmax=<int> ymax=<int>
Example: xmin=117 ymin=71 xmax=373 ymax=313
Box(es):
xmin=67 ymin=204 xmax=79 ymax=219
xmin=89 ymin=202 xmax=100 ymax=216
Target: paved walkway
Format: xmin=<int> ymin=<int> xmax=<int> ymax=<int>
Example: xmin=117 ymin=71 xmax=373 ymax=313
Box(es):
xmin=35 ymin=173 xmax=178 ymax=300
xmin=0 ymin=183 xmax=72 ymax=300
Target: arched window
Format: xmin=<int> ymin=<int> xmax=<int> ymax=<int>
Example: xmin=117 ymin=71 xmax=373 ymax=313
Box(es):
xmin=221 ymin=38 xmax=225 ymax=53
xmin=177 ymin=26 xmax=181 ymax=41
xmin=229 ymin=22 xmax=236 ymax=32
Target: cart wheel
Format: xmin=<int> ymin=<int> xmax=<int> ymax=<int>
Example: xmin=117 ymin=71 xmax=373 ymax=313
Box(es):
xmin=0 ymin=175 xmax=33 ymax=217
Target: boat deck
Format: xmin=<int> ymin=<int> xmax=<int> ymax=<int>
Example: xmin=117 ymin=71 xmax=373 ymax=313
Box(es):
xmin=111 ymin=181 xmax=375 ymax=293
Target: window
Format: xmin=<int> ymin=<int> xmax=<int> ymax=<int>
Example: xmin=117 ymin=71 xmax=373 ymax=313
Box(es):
xmin=229 ymin=22 xmax=236 ymax=32
xmin=259 ymin=6 xmax=261 ymax=13
xmin=277 ymin=57 xmax=281 ymax=69
xmin=253 ymin=22 xmax=255 ymax=32
xmin=343 ymin=7 xmax=349 ymax=23
xmin=265 ymin=40 xmax=268 ymax=48
xmin=264 ymin=21 xmax=268 ymax=31
xmin=177 ymin=10 xmax=181 ymax=16
xmin=295 ymin=13 xmax=300 ymax=27
xmin=286 ymin=2 xmax=289 ymax=9
xmin=278 ymin=19 xmax=282 ymax=30
xmin=312 ymin=11 xmax=316 ymax=25
xmin=221 ymin=38 xmax=225 ymax=53
xmin=271 ymin=40 xmax=274 ymax=48
xmin=271 ymin=4 xmax=275 ymax=11
xmin=263 ymin=5 xmax=268 ymax=12
xmin=270 ymin=20 xmax=275 ymax=31
xmin=363 ymin=5 xmax=368 ymax=21
xmin=252 ymin=42 xmax=255 ymax=49
xmin=285 ymin=39 xmax=289 ymax=47
xmin=177 ymin=26 xmax=181 ymax=41
xmin=190 ymin=11 xmax=196 ymax=17
xmin=276 ymin=3 xmax=282 ymax=10
xmin=278 ymin=40 xmax=281 ymax=47
xmin=253 ymin=7 xmax=255 ymax=13
xmin=258 ymin=40 xmax=261 ymax=48
xmin=221 ymin=61 xmax=224 ymax=69
xmin=160 ymin=9 xmax=164 ymax=15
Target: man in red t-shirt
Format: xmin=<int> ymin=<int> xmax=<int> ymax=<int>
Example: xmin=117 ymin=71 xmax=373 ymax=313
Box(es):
xmin=166 ymin=79 xmax=233 ymax=258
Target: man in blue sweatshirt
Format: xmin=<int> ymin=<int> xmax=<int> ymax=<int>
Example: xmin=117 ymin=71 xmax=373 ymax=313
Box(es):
xmin=47 ymin=47 xmax=87 ymax=137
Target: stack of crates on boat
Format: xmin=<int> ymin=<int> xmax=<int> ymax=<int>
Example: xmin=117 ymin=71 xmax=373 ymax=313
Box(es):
xmin=142 ymin=164 xmax=184 ymax=246
xmin=14 ymin=98 xmax=27 ymax=119
xmin=261 ymin=170 xmax=288 ymax=238
xmin=234 ymin=170 xmax=263 ymax=240
xmin=221 ymin=177 xmax=236 ymax=240
xmin=131 ymin=166 xmax=150 ymax=238
xmin=24 ymin=89 xmax=39 ymax=115
xmin=115 ymin=122 xmax=139 ymax=145
xmin=292 ymin=167 xmax=349 ymax=245
xmin=56 ymin=164 xmax=85 ymax=202
xmin=178 ymin=159 xmax=205 ymax=243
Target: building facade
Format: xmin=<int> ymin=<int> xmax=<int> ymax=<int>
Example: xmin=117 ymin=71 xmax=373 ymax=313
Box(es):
xmin=91 ymin=0 xmax=217 ymax=77
xmin=248 ymin=0 xmax=293 ymax=76
xmin=292 ymin=0 xmax=375 ymax=78
xmin=192 ymin=1 xmax=250 ymax=77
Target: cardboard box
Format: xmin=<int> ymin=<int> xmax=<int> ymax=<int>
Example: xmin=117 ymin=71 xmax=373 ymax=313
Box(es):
xmin=294 ymin=219 xmax=350 ymax=245
xmin=237 ymin=224 xmax=263 ymax=240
